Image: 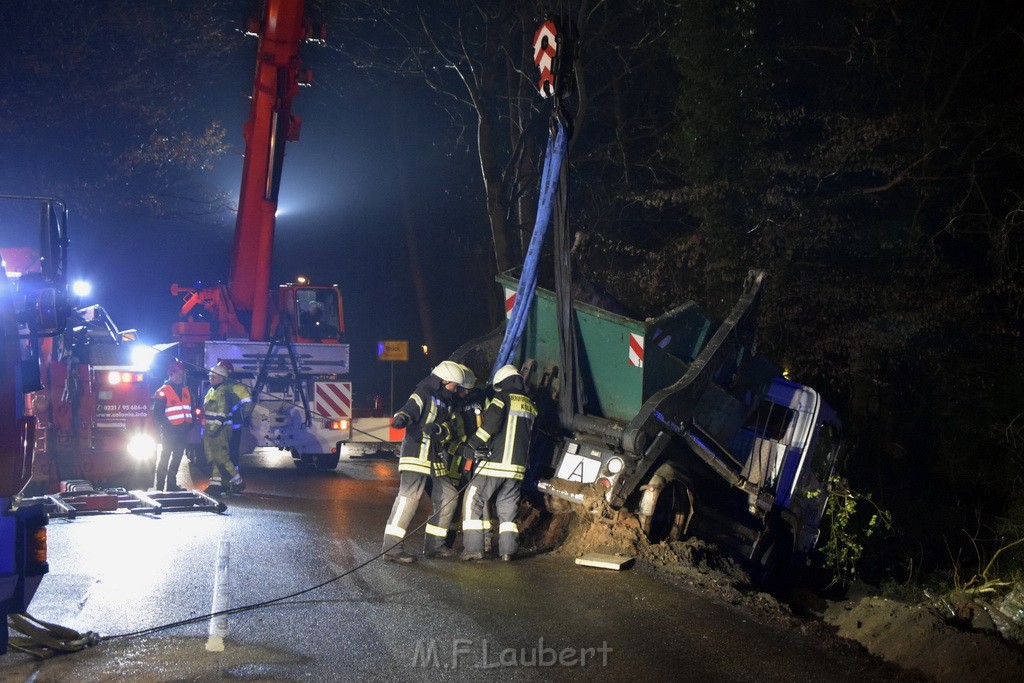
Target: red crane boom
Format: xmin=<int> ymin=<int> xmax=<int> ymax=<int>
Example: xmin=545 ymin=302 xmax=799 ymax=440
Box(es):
xmin=230 ymin=0 xmax=308 ymax=341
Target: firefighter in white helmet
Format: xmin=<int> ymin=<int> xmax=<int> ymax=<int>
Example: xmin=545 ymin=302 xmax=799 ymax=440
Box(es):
xmin=462 ymin=364 xmax=537 ymax=561
xmin=381 ymin=360 xmax=466 ymax=563
xmin=202 ymin=363 xmax=246 ymax=495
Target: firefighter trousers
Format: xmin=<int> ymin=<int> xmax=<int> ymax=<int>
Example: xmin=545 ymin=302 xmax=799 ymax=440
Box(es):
xmin=382 ymin=471 xmax=458 ymax=554
xmin=204 ymin=429 xmax=240 ymax=484
xmin=463 ymin=476 xmax=521 ymax=557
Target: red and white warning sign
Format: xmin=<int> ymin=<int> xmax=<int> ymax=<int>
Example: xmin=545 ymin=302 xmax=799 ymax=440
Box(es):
xmin=314 ymin=381 xmax=352 ymax=419
xmin=505 ymin=287 xmax=517 ymax=319
xmin=628 ymin=333 xmax=644 ymax=367
xmin=533 ymin=20 xmax=558 ymax=98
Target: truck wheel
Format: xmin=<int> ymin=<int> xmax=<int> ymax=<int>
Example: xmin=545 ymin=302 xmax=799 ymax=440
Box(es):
xmin=752 ymin=528 xmax=795 ymax=594
xmin=292 ymin=449 xmax=314 ymax=469
xmin=187 ymin=444 xmax=207 ymax=472
xmin=637 ymin=473 xmax=688 ymax=544
xmin=314 ymin=453 xmax=340 ymax=471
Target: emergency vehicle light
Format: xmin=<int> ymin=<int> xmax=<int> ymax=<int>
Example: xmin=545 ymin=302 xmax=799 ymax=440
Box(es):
xmin=325 ymin=419 xmax=350 ymax=431
xmin=106 ymin=371 xmax=145 ymax=385
xmin=127 ymin=434 xmax=158 ymax=461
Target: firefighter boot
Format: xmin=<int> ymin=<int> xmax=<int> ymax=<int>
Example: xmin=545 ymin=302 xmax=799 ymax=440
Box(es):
xmin=205 ymin=476 xmax=223 ymax=496
xmin=227 ymin=475 xmax=246 ymax=494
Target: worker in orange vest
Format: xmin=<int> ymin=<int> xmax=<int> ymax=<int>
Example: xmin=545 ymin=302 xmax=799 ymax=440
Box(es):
xmin=152 ymin=361 xmax=194 ymax=491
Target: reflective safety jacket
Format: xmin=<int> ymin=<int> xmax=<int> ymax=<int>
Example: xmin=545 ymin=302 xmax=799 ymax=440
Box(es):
xmin=447 ymin=388 xmax=486 ymax=483
xmin=469 ymin=381 xmax=537 ymax=480
xmin=392 ymin=374 xmax=458 ymax=477
xmin=153 ymin=382 xmax=193 ymax=427
xmin=203 ymin=383 xmax=239 ymax=437
xmin=224 ymin=379 xmax=252 ymax=431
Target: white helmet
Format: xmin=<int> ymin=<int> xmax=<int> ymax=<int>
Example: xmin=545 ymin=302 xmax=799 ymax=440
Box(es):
xmin=457 ymin=364 xmax=477 ymax=388
xmin=432 ymin=360 xmax=467 ymax=387
xmin=208 ymin=364 xmax=229 ymax=379
xmin=493 ymin=365 xmax=520 ymax=385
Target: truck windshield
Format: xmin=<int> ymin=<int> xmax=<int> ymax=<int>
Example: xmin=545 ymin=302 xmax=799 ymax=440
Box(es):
xmin=295 ymin=288 xmax=340 ymax=341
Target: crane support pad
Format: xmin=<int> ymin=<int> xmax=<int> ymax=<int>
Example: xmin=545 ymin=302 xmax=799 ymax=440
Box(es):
xmin=18 ymin=487 xmax=227 ymax=519
xmin=575 ymin=552 xmax=635 ymax=570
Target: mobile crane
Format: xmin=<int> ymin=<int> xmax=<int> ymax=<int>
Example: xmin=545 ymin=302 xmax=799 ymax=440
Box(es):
xmin=171 ymin=0 xmax=350 ymax=470
xmin=0 ymin=195 xmax=71 ymax=653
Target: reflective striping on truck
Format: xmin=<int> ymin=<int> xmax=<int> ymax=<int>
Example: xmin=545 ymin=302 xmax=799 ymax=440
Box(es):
xmin=628 ymin=333 xmax=644 ymax=367
xmin=314 ymin=381 xmax=352 ymax=419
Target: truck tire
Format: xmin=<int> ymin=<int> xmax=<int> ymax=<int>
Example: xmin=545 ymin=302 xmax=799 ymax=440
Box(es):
xmin=314 ymin=453 xmax=340 ymax=471
xmin=637 ymin=473 xmax=688 ymax=544
xmin=187 ymin=444 xmax=207 ymax=472
xmin=291 ymin=449 xmax=314 ymax=469
xmin=752 ymin=527 xmax=795 ymax=594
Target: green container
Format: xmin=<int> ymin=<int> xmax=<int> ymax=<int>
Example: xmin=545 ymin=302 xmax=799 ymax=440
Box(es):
xmin=499 ymin=275 xmax=713 ymax=423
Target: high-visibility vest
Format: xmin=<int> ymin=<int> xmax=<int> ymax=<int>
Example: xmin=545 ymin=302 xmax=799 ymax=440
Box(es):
xmin=158 ymin=384 xmax=193 ymax=425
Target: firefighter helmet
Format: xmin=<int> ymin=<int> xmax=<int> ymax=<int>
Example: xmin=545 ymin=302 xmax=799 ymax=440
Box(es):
xmin=167 ymin=361 xmax=186 ymax=374
xmin=493 ymin=365 xmax=521 ymax=385
xmin=432 ymin=360 xmax=467 ymax=388
xmin=215 ymin=360 xmax=234 ymax=373
xmin=208 ymin=364 xmax=229 ymax=379
xmin=457 ymin=364 xmax=477 ymax=388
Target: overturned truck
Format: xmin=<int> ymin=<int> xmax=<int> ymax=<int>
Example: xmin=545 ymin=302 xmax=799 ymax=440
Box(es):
xmin=454 ymin=270 xmax=845 ymax=583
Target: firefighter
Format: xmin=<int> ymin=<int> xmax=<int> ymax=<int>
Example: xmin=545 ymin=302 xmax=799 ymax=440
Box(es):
xmin=446 ymin=365 xmax=494 ymax=548
xmin=151 ymin=361 xmax=194 ymax=491
xmin=462 ymin=364 xmax=537 ymax=561
xmin=202 ymin=364 xmax=246 ymax=495
xmin=213 ymin=360 xmax=252 ymax=470
xmin=381 ymin=360 xmax=466 ymax=563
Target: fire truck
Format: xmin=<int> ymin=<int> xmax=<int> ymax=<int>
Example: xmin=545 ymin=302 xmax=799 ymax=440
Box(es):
xmin=171 ymin=0 xmax=351 ymax=471
xmin=25 ymin=303 xmax=160 ymax=493
xmin=0 ymin=195 xmax=71 ymax=653
xmin=2 ymin=200 xmax=161 ymax=497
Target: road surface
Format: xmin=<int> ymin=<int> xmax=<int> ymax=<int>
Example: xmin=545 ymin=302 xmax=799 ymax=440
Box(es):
xmin=0 ymin=451 xmax=909 ymax=681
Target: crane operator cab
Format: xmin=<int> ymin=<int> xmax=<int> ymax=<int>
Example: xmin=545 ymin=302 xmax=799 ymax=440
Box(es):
xmin=289 ymin=285 xmax=343 ymax=343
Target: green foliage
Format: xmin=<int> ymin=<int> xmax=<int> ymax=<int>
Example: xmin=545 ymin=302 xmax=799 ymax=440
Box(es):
xmin=809 ymin=475 xmax=893 ymax=585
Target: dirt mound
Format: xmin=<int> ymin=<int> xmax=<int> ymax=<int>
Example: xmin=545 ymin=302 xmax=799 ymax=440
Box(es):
xmin=824 ymin=596 xmax=1024 ymax=681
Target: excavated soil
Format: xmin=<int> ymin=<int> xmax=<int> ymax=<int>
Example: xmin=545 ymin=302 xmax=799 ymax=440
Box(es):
xmin=518 ymin=496 xmax=1024 ymax=682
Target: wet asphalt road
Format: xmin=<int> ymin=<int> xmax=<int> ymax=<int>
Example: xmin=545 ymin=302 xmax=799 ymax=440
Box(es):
xmin=0 ymin=450 xmax=907 ymax=682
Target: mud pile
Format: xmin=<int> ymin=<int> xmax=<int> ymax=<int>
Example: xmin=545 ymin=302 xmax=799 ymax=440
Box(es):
xmin=519 ymin=494 xmax=759 ymax=608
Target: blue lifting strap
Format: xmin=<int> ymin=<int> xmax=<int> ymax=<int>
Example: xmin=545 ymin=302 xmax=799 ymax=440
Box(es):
xmin=490 ymin=120 xmax=569 ymax=380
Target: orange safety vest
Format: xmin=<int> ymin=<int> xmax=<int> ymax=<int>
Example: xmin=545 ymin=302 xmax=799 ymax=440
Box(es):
xmin=158 ymin=384 xmax=193 ymax=425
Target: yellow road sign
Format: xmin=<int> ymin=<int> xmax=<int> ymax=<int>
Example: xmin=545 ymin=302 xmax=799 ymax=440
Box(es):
xmin=377 ymin=340 xmax=409 ymax=362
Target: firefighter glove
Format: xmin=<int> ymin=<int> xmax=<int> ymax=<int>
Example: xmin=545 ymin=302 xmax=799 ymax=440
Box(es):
xmin=423 ymin=422 xmax=442 ymax=436
xmin=391 ymin=413 xmax=410 ymax=429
